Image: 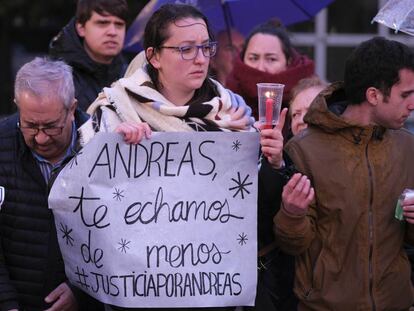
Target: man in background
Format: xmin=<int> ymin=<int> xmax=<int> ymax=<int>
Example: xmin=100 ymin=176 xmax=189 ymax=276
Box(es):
xmin=49 ymin=0 xmax=128 ymax=112
xmin=210 ymin=29 xmax=244 ymax=86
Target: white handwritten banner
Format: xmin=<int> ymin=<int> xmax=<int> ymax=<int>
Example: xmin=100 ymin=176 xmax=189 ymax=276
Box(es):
xmin=49 ymin=132 xmax=259 ymax=308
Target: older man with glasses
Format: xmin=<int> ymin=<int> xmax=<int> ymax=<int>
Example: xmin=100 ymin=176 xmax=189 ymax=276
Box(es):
xmin=0 ymin=57 xmax=150 ymax=311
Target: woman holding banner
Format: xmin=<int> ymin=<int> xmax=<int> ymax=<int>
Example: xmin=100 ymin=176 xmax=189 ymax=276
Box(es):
xmin=79 ymin=3 xmax=258 ymax=311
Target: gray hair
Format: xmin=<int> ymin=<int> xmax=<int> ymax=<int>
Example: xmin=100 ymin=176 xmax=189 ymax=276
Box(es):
xmin=14 ymin=57 xmax=75 ymax=109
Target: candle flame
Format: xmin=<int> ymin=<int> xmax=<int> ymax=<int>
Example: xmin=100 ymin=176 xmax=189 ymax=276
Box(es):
xmin=265 ymin=91 xmax=274 ymax=98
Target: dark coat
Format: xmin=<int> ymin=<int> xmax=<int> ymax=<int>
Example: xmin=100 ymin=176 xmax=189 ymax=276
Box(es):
xmin=0 ymin=110 xmax=88 ymax=311
xmin=49 ymin=18 xmax=127 ymax=112
xmin=246 ymin=158 xmax=297 ymax=311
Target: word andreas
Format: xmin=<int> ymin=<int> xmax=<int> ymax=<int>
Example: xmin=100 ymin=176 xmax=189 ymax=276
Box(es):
xmin=88 ymin=138 xmax=217 ymax=180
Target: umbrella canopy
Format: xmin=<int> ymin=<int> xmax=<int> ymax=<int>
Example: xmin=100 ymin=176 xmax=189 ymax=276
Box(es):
xmin=372 ymin=0 xmax=414 ymax=36
xmin=124 ymin=0 xmax=335 ymax=52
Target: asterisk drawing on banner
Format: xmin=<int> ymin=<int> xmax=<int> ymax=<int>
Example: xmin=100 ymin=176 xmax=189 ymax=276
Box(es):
xmin=68 ymin=151 xmax=83 ymax=169
xmin=59 ymin=222 xmax=74 ymax=246
xmin=237 ymin=232 xmax=248 ymax=246
xmin=229 ymin=172 xmax=253 ymax=199
xmin=113 ymin=188 xmax=125 ymax=201
xmin=118 ymin=238 xmax=131 ymax=253
xmin=232 ymin=140 xmax=242 ymax=152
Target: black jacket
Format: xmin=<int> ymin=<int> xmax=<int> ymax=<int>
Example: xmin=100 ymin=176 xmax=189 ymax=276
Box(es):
xmin=252 ymin=158 xmax=297 ymax=311
xmin=49 ymin=18 xmax=127 ymax=112
xmin=0 ymin=110 xmax=88 ymax=311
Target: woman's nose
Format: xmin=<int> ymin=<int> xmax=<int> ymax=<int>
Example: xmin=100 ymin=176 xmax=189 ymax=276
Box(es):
xmin=256 ymin=59 xmax=266 ymax=72
xmin=194 ymin=48 xmax=208 ymax=64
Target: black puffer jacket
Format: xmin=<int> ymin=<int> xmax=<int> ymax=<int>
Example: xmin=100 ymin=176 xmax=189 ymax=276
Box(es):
xmin=250 ymin=159 xmax=297 ymax=311
xmin=49 ymin=18 xmax=127 ymax=112
xmin=0 ymin=110 xmax=88 ymax=311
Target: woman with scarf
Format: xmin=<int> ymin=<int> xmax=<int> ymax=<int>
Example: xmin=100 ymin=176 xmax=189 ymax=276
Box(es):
xmin=79 ymin=3 xmax=256 ymax=311
xmin=226 ymin=19 xmax=315 ymax=135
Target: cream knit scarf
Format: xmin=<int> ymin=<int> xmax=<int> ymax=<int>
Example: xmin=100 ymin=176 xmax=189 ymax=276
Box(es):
xmin=80 ymin=51 xmax=254 ymax=146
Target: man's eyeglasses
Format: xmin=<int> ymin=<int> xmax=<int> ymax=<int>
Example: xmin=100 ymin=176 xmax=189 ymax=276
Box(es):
xmin=18 ymin=111 xmax=69 ymax=137
xmin=159 ymin=42 xmax=218 ymax=60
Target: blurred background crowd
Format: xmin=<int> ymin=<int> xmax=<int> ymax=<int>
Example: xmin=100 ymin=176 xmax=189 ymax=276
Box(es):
xmin=1 ymin=0 xmax=414 ymax=128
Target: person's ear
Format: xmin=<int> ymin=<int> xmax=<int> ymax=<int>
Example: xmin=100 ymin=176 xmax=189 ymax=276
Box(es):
xmin=366 ymin=87 xmax=381 ymax=106
xmin=69 ymin=99 xmax=78 ymax=121
xmin=75 ymin=22 xmax=86 ymax=38
xmin=146 ymin=47 xmax=161 ymax=69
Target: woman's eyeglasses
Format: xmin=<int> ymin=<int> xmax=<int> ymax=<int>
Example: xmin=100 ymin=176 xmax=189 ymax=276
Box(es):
xmin=159 ymin=42 xmax=218 ymax=60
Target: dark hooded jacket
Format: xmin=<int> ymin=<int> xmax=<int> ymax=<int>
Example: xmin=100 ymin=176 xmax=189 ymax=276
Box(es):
xmin=275 ymin=82 xmax=414 ymax=310
xmin=49 ymin=18 xmax=127 ymax=112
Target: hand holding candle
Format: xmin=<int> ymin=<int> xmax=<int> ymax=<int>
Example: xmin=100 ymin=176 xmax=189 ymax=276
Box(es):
xmin=257 ymin=83 xmax=285 ymax=128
